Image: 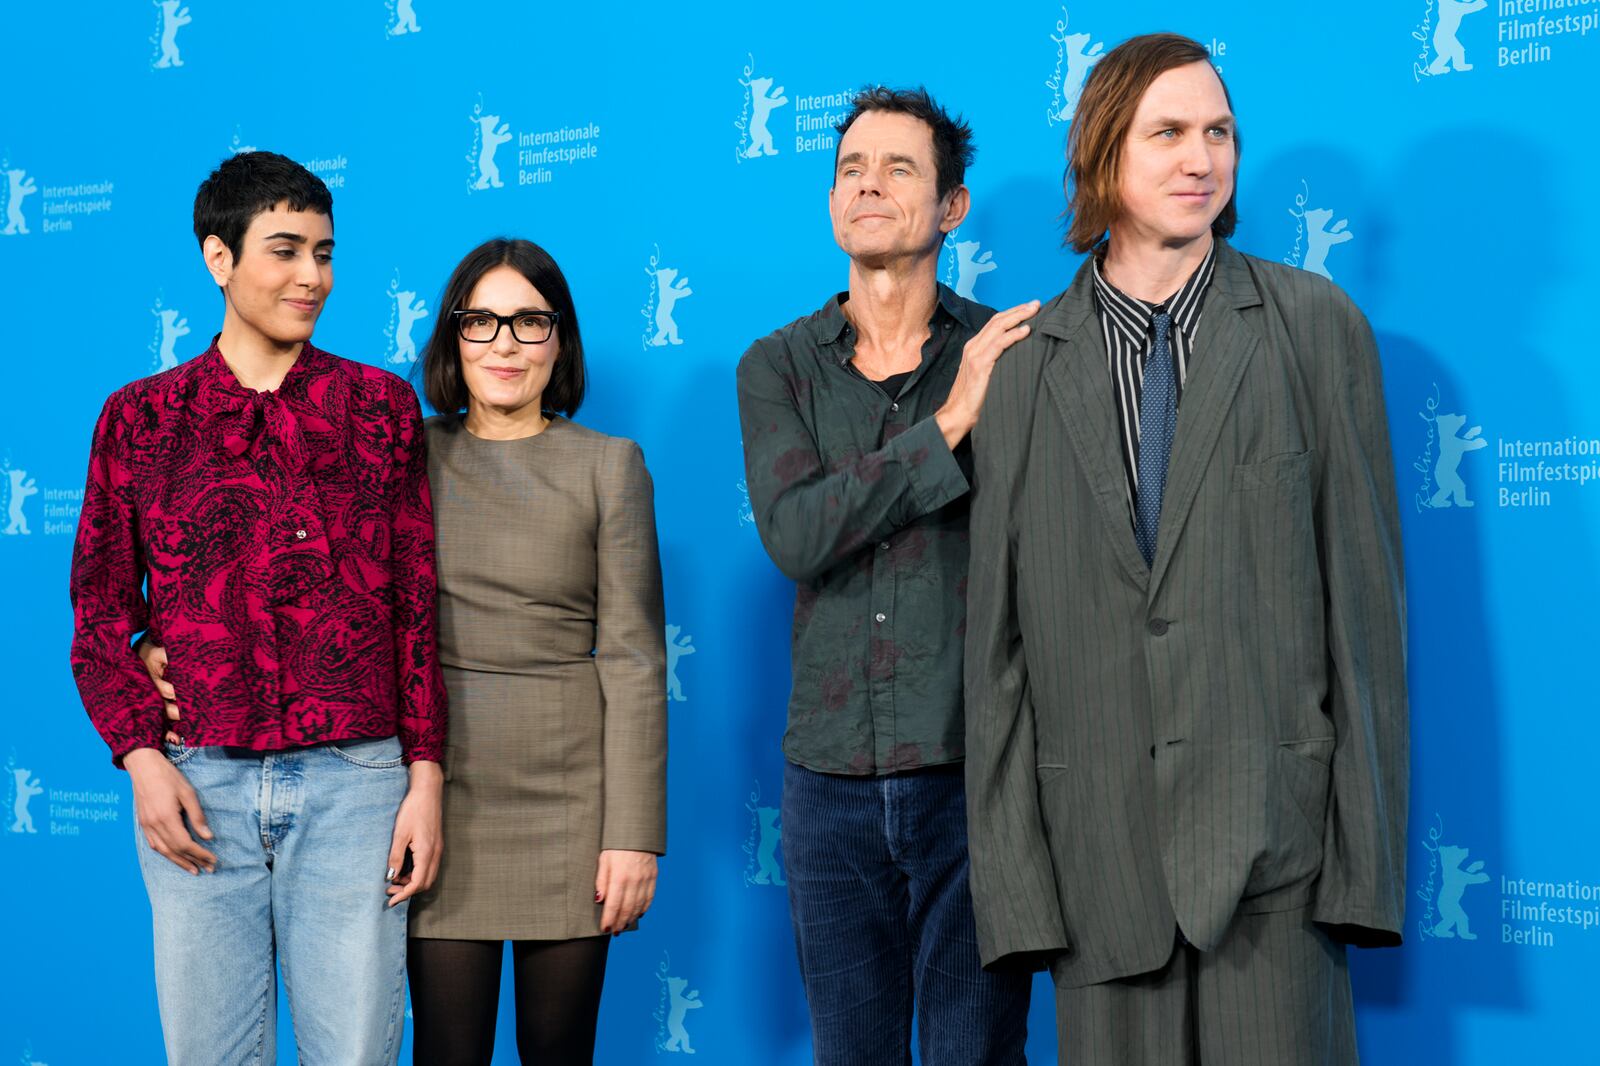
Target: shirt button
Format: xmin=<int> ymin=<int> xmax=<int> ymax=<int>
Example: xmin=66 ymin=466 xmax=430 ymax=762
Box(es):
xmin=1148 ymin=618 xmax=1169 ymax=636
xmin=295 ymin=529 xmax=307 ymax=540
xmin=891 ymin=402 xmax=900 ymax=412
xmin=874 ymin=612 xmax=887 ymax=623
xmin=880 ymin=541 xmax=890 ymax=550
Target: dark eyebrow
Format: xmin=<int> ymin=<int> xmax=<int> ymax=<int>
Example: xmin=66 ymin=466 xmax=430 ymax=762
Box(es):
xmin=460 ymin=306 xmax=551 ymax=315
xmin=883 ymin=153 xmax=921 ymax=168
xmin=261 ymin=232 xmax=336 ymax=249
xmin=837 ymin=151 xmax=865 ymax=169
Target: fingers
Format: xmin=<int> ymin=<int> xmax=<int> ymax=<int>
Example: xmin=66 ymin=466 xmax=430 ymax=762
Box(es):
xmin=138 ymin=640 xmax=166 ymax=674
xmin=141 ymin=785 xmax=217 ymax=875
xmin=142 ymin=823 xmax=201 ymax=875
xmin=990 ymin=299 xmax=1042 ymax=330
xmin=961 ymin=299 xmax=1040 ymax=368
xmin=178 ymin=783 xmax=213 ymax=841
xmin=169 ymin=831 xmax=219 ymax=874
xmin=598 ymin=865 xmax=657 ymax=935
xmin=384 ymin=831 xmax=407 ymax=896
xmin=976 ymin=300 xmax=1040 ymax=353
xmin=139 ymin=642 xmax=180 ymax=703
xmin=389 ymin=836 xmax=439 ymax=905
xmin=598 ymin=872 xmax=624 ymax=933
xmin=417 ymin=836 xmax=441 ymax=893
xmin=991 ymin=320 xmax=1033 ymax=356
xmin=142 ymin=818 xmax=208 ymax=874
xmin=610 ymin=880 xmax=641 ymax=937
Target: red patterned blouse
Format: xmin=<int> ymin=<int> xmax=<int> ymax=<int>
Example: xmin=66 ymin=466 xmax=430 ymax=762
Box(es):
xmin=70 ymin=339 xmax=447 ymax=766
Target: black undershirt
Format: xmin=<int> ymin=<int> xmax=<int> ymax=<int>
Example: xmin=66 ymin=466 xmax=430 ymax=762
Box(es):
xmin=871 ymin=369 xmax=914 ymax=399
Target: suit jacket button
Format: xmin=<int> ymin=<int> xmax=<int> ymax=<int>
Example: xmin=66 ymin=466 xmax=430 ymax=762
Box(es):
xmin=1148 ymin=617 xmax=1169 ymax=636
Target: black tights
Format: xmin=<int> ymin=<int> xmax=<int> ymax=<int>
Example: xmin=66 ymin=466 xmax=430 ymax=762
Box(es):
xmin=408 ymin=935 xmax=610 ymax=1065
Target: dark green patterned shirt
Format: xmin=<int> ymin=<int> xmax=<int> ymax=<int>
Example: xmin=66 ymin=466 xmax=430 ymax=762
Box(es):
xmin=737 ymin=285 xmax=991 ymax=775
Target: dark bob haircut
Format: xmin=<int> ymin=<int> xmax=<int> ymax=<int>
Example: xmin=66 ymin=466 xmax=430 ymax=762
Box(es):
xmin=833 ymin=86 xmax=975 ymax=201
xmin=193 ymin=151 xmax=334 ymax=262
xmin=420 ymin=238 xmax=587 ymax=419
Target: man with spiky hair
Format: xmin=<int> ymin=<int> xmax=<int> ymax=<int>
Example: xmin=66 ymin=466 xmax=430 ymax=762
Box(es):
xmin=738 ymin=87 xmax=1036 ymax=1063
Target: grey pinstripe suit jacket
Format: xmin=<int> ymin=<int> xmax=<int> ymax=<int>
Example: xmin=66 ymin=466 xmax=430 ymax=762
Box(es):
xmin=964 ymin=241 xmax=1408 ymax=989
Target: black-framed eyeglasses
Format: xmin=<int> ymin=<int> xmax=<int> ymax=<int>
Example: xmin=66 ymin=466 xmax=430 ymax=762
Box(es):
xmin=452 ymin=309 xmax=560 ymax=344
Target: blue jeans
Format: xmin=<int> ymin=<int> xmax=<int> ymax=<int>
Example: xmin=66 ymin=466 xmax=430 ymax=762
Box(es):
xmin=783 ymin=761 xmax=1030 ymax=1065
xmin=134 ymin=736 xmax=411 ymax=1065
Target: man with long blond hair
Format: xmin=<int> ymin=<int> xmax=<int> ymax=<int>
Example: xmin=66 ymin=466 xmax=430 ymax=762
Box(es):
xmin=964 ymin=33 xmax=1407 ymax=1064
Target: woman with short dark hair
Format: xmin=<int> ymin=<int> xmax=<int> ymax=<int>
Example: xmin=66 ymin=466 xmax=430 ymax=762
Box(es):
xmin=406 ymin=237 xmax=667 ymax=1064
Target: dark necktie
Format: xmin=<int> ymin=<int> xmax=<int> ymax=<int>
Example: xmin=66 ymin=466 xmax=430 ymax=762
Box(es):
xmin=1134 ymin=310 xmax=1175 ymax=566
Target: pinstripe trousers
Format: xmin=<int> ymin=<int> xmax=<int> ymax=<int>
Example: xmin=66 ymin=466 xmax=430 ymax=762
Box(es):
xmin=1054 ymin=907 xmax=1357 ymax=1066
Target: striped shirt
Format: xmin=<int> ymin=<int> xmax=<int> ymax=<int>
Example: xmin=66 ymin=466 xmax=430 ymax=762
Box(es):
xmin=1091 ymin=241 xmax=1218 ymax=522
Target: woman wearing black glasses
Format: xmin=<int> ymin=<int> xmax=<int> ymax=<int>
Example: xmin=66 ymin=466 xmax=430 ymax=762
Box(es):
xmin=407 ymin=237 xmax=667 ymax=1064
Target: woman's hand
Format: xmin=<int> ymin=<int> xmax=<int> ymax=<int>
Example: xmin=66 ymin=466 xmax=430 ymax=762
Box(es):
xmin=385 ymin=761 xmax=444 ymax=907
xmin=595 ymin=849 xmax=658 ymax=934
xmin=137 ymin=640 xmax=184 ymax=743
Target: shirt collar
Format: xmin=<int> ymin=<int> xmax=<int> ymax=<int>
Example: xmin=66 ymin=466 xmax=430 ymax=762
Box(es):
xmin=195 ymin=334 xmax=327 ymax=403
xmin=1091 ymin=240 xmax=1217 ymax=344
xmin=811 ymin=283 xmax=978 ymax=365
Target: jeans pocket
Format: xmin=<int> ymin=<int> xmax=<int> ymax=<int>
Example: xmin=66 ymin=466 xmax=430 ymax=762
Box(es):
xmin=327 ymin=735 xmax=404 ymax=769
xmin=163 ymin=738 xmax=199 ymax=766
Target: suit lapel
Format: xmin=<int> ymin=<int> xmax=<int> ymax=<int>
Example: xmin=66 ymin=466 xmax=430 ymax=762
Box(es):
xmin=1037 ymin=268 xmax=1151 ymax=587
xmin=1147 ymin=244 xmax=1263 ymax=596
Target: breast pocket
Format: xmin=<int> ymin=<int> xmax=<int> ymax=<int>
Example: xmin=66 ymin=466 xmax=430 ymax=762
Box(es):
xmin=1231 ymin=450 xmax=1314 ymax=494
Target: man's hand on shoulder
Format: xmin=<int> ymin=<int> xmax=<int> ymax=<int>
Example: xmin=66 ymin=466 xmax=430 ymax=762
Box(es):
xmin=936 ymin=300 xmax=1040 ymax=450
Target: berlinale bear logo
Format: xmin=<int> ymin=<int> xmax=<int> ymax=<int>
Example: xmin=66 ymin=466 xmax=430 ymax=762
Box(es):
xmin=151 ymin=301 xmax=191 ymax=371
xmin=943 ymin=231 xmax=1000 ymax=301
xmin=469 ymin=101 xmax=513 ymax=191
xmin=1431 ymin=844 xmax=1490 ymax=939
xmin=666 ymin=624 xmax=696 ymax=703
xmin=10 ymin=767 xmax=43 ymax=834
xmin=1428 ymin=413 xmax=1487 ymax=508
xmin=735 ymin=56 xmax=789 ymax=162
xmin=3 ymin=167 xmax=37 ymax=236
xmin=386 ymin=275 xmax=430 ymax=365
xmin=4 ymin=467 xmax=38 ymax=536
xmin=653 ymin=953 xmax=705 ymax=1055
xmin=151 ymin=0 xmax=192 ymax=69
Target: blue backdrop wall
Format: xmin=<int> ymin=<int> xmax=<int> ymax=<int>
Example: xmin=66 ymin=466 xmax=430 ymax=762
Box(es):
xmin=2 ymin=1 xmax=1596 ymax=1062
